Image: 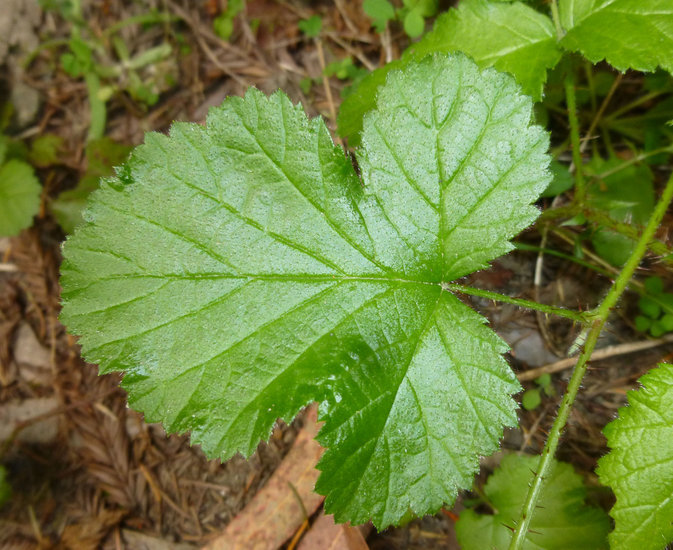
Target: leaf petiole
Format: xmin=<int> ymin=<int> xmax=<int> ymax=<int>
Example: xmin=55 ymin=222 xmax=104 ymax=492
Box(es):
xmin=443 ymin=283 xmax=590 ymax=324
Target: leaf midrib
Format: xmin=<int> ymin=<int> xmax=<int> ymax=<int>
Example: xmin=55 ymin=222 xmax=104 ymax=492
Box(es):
xmin=325 ymin=288 xmax=445 ymax=526
xmin=71 ymin=271 xmax=442 ymax=286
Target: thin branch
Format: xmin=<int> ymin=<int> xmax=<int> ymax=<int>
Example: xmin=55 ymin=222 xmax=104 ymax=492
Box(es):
xmin=518 ymin=334 xmax=673 ymax=382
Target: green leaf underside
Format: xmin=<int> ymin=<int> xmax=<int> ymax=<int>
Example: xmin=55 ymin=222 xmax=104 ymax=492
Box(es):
xmin=0 ymin=160 xmax=41 ymax=237
xmin=598 ymin=363 xmax=673 ymax=550
xmin=560 ymin=0 xmax=673 ymax=74
xmin=60 ymin=54 xmax=550 ymax=528
xmin=338 ymin=0 xmax=561 ymax=143
xmin=456 ymin=455 xmax=610 ymax=549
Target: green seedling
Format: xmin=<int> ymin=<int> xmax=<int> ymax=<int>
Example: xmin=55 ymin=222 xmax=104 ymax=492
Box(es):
xmin=35 ymin=3 xmax=175 ymax=140
xmin=213 ymin=0 xmax=246 ymax=41
xmin=522 ymin=373 xmax=555 ymax=411
xmin=298 ymin=15 xmax=322 ymax=38
xmin=0 ymin=135 xmax=41 ymax=237
xmin=635 ymin=277 xmax=673 ymax=337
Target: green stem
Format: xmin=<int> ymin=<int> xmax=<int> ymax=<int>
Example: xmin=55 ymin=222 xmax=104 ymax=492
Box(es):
xmin=102 ymin=12 xmax=179 ymax=37
xmin=514 ymin=242 xmax=613 ymax=279
xmin=549 ymin=0 xmax=564 ymax=40
xmin=596 ymin=144 xmax=673 ymax=179
xmin=603 ymin=90 xmax=664 ymax=122
xmin=538 ymin=202 xmax=673 ymax=260
xmin=508 ymin=173 xmax=673 ymax=550
xmin=444 ymin=283 xmax=588 ymax=324
xmin=564 ymin=59 xmax=585 ymax=203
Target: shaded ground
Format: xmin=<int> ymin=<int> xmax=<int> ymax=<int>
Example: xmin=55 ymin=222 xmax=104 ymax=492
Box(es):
xmin=1 ymin=1 xmax=673 ymax=549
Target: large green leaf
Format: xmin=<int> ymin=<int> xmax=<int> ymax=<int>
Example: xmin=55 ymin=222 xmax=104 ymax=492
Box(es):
xmin=456 ymin=454 xmax=610 ymax=549
xmin=337 ymin=0 xmax=561 ymax=143
xmin=598 ymin=363 xmax=673 ymax=549
xmin=409 ymin=0 xmax=561 ymax=100
xmin=0 ymin=160 xmax=41 ymax=237
xmin=560 ymin=0 xmax=673 ymax=74
xmin=60 ymin=54 xmax=551 ymax=528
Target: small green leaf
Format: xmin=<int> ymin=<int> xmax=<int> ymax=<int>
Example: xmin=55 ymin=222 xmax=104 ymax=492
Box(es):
xmin=298 ymin=15 xmax=322 ymax=38
xmin=403 ymin=8 xmax=425 ymax=37
xmin=456 ymin=454 xmax=610 ymax=549
xmin=661 ymin=314 xmax=673 ymax=332
xmin=299 ymin=77 xmax=314 ymax=95
xmin=363 ymin=0 xmax=395 ymax=32
xmin=559 ymin=0 xmax=673 ymax=75
xmin=403 ymin=0 xmax=438 ymax=17
xmin=29 ymin=134 xmax=65 ymax=167
xmin=60 ymin=54 xmax=551 ymax=528
xmin=324 ymin=58 xmax=364 ymax=81
xmin=542 ymin=160 xmax=574 ymax=197
xmin=598 ymin=363 xmax=673 ymax=549
xmin=213 ymin=0 xmax=246 ymax=40
xmin=591 ymin=229 xmax=634 ymax=267
xmin=645 ymin=276 xmax=664 ymax=295
xmin=522 ymin=388 xmax=541 ymax=410
xmin=650 ymin=320 xmax=665 ymax=338
xmin=639 ymin=296 xmax=661 ymax=319
xmin=213 ymin=14 xmax=234 ymax=40
xmin=338 ymin=0 xmax=562 ymax=142
xmin=60 ymin=52 xmax=84 ymax=77
xmin=0 ymin=160 xmax=41 ymax=237
xmin=635 ymin=315 xmax=652 ymax=333
xmin=61 ymin=37 xmax=93 ymax=77
xmin=535 ymin=373 xmax=552 ymax=388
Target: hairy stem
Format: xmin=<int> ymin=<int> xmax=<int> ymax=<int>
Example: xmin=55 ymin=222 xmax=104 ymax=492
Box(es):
xmin=444 ymin=283 xmax=589 ymax=323
xmin=539 ymin=202 xmax=673 ymax=260
xmin=564 ymin=61 xmax=585 ymax=203
xmin=508 ymin=173 xmax=673 ymax=550
xmin=514 ymin=242 xmax=613 ymax=279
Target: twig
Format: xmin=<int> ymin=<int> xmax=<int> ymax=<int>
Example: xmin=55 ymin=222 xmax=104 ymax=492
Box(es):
xmin=333 ymin=0 xmax=358 ymax=35
xmin=315 ymin=38 xmax=338 ymax=125
xmin=325 ymin=32 xmax=376 ymax=71
xmin=518 ymin=333 xmax=673 ymax=382
xmin=165 ymin=0 xmax=251 ymax=88
xmin=580 ymin=73 xmax=623 ymax=154
xmin=381 ymin=24 xmax=393 ymax=64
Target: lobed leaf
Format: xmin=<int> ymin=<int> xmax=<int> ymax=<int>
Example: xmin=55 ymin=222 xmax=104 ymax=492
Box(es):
xmin=560 ymin=0 xmax=673 ymax=74
xmin=456 ymin=454 xmax=610 ymax=549
xmin=337 ymin=0 xmax=561 ymax=143
xmin=408 ymin=0 xmax=561 ymax=100
xmin=60 ymin=54 xmax=551 ymax=528
xmin=598 ymin=363 xmax=673 ymax=549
